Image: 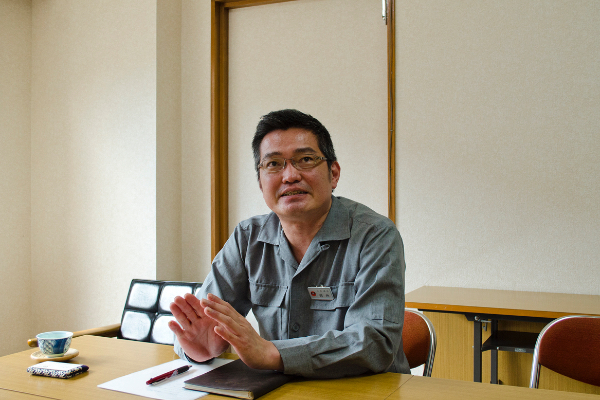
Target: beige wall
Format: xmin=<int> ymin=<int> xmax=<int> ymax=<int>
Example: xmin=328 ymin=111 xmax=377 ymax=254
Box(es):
xmin=396 ymin=0 xmax=600 ymax=295
xmin=157 ymin=0 xmax=183 ymax=280
xmin=0 ymin=0 xmax=32 ymax=356
xmin=1 ymin=0 xmax=214 ymax=356
xmin=181 ymin=0 xmax=212 ymax=282
xmin=30 ymin=0 xmax=158 ymax=340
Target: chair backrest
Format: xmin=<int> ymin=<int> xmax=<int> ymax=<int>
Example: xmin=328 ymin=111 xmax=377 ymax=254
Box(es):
xmin=530 ymin=315 xmax=600 ymax=388
xmin=119 ymin=279 xmax=202 ymax=345
xmin=403 ymin=309 xmax=437 ymax=376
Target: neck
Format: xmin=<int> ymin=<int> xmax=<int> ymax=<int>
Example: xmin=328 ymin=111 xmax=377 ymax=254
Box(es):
xmin=280 ymin=205 xmax=331 ymax=264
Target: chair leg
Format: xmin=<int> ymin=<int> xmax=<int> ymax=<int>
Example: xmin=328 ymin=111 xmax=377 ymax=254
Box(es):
xmin=529 ymin=365 xmax=540 ymax=388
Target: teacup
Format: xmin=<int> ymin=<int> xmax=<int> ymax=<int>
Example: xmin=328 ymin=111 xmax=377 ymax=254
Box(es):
xmin=36 ymin=331 xmax=73 ymax=357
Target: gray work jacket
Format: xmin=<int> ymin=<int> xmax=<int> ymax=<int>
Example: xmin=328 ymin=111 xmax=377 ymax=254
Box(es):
xmin=175 ymin=196 xmax=410 ymax=378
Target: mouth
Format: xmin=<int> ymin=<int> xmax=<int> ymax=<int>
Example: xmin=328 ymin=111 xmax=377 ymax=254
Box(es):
xmin=280 ymin=190 xmax=308 ymax=197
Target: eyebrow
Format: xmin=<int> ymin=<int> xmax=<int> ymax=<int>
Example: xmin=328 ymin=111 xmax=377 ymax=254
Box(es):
xmin=262 ymin=147 xmax=318 ymax=159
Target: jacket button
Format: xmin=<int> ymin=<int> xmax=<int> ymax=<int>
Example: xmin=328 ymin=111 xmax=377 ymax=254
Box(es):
xmin=292 ymin=323 xmax=300 ymax=332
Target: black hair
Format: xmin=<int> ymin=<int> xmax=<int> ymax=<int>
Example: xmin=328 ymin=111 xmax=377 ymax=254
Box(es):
xmin=251 ymin=109 xmax=337 ymax=180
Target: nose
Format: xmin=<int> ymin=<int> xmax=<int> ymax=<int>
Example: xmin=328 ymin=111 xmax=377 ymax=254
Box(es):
xmin=281 ymin=159 xmax=301 ymax=183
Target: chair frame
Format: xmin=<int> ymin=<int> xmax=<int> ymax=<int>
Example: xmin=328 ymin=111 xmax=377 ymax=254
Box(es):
xmin=529 ymin=315 xmax=600 ymax=388
xmin=28 ymin=279 xmax=202 ymax=347
xmin=405 ymin=309 xmax=437 ymax=377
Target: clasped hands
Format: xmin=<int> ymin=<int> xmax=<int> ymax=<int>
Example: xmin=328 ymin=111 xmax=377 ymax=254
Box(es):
xmin=168 ymin=293 xmax=283 ymax=371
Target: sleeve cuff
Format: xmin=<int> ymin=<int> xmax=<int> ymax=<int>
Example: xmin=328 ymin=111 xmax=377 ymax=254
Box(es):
xmin=272 ymin=338 xmax=314 ymax=376
xmin=174 ymin=338 xmax=214 ymax=364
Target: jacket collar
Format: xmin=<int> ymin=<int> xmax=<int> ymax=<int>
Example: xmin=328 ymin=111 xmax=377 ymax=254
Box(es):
xmin=257 ymin=195 xmax=351 ymax=246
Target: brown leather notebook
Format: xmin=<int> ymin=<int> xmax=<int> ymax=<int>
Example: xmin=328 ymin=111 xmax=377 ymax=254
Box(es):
xmin=183 ymin=359 xmax=292 ymax=399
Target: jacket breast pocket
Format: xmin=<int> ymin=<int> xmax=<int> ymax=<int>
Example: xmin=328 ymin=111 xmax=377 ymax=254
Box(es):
xmin=249 ymin=282 xmax=287 ymax=340
xmin=309 ymin=282 xmax=355 ymax=311
xmin=307 ymin=283 xmax=354 ymax=334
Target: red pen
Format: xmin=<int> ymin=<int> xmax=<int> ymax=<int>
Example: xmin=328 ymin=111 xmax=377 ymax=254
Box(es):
xmin=146 ymin=365 xmax=192 ymax=385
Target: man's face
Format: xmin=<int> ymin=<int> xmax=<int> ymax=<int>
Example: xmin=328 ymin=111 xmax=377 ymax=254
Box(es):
xmin=258 ymin=128 xmax=340 ymax=224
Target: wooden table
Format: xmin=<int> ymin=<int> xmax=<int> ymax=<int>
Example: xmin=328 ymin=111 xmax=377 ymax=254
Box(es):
xmin=0 ymin=390 xmax=46 ymax=399
xmin=0 ymin=335 xmax=410 ymax=400
xmin=2 ymin=334 xmax=598 ymax=400
xmin=406 ymin=286 xmax=600 ymax=389
xmin=0 ymin=336 xmax=181 ymax=400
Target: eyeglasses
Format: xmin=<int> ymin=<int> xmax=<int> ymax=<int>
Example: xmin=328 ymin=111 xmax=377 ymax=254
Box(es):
xmin=258 ymin=154 xmax=328 ymax=173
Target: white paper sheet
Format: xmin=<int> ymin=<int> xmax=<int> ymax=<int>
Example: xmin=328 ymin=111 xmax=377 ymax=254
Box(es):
xmin=98 ymin=358 xmax=234 ymax=400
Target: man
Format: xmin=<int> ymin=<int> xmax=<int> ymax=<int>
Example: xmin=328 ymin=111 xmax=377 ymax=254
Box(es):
xmin=169 ymin=109 xmax=409 ymax=378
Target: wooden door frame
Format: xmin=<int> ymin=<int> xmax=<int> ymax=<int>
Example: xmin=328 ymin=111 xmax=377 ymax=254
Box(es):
xmin=211 ymin=0 xmax=396 ymax=258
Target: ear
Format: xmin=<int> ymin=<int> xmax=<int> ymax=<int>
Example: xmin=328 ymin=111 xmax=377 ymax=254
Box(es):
xmin=330 ymin=161 xmax=340 ymax=190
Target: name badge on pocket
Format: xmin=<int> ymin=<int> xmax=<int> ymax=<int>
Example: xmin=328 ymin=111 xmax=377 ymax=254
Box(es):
xmin=308 ymin=286 xmax=334 ymax=300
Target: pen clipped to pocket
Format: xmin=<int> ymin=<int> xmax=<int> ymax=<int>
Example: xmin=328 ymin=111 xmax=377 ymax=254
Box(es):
xmin=27 ymin=361 xmax=89 ymax=379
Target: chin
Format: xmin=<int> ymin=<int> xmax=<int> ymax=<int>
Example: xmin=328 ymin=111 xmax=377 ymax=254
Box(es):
xmin=276 ymin=202 xmax=309 ymax=215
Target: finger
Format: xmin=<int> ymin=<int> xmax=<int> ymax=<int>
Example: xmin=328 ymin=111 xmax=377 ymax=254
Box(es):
xmin=204 ymin=306 xmax=254 ymax=343
xmin=201 ymin=294 xmax=240 ymax=321
xmin=184 ymin=293 xmax=205 ymax=316
xmin=202 ymin=304 xmax=242 ymax=331
xmin=203 ymin=305 xmax=231 ymax=325
xmin=206 ymin=292 xmax=224 ymax=303
xmin=205 ymin=293 xmax=233 ymax=310
xmin=170 ymin=300 xmax=191 ymax=327
xmin=168 ymin=320 xmax=184 ymax=336
xmin=213 ymin=324 xmax=237 ymax=342
xmin=173 ymin=294 xmax=202 ymax=323
xmin=188 ymin=293 xmax=212 ymax=322
xmin=171 ymin=298 xmax=202 ymax=329
xmin=169 ymin=300 xmax=182 ymax=315
xmin=213 ymin=321 xmax=259 ymax=356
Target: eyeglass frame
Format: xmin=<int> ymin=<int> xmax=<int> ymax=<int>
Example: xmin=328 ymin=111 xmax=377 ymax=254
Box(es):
xmin=257 ymin=154 xmax=329 ymax=174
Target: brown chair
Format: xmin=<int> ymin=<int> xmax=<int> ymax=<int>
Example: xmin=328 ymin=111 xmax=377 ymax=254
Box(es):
xmin=529 ymin=315 xmax=600 ymax=388
xmin=403 ymin=309 xmax=437 ymax=376
xmin=29 ymin=279 xmax=202 ymax=347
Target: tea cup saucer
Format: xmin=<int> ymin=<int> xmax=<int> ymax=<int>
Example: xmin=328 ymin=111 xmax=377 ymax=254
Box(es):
xmin=31 ymin=348 xmax=79 ymax=362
